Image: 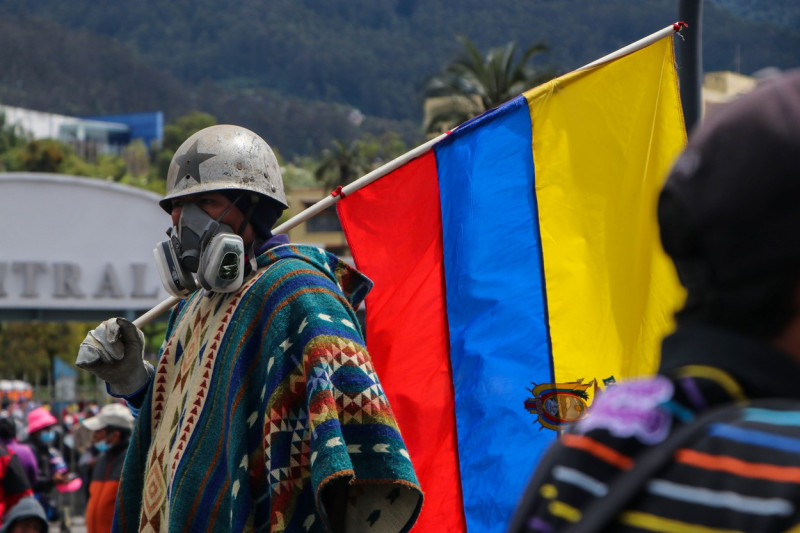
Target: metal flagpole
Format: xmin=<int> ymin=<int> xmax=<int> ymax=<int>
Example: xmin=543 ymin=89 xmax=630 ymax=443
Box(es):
xmin=133 ymin=22 xmax=687 ymax=328
xmin=133 ymin=133 xmax=448 ymax=327
xmin=270 ymin=132 xmax=449 ymax=236
xmin=677 ymin=1 xmax=703 ymax=132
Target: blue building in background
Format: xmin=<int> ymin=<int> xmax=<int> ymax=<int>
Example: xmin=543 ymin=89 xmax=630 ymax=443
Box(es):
xmin=82 ymin=111 xmax=164 ymax=150
xmin=0 ymin=105 xmax=163 ymax=156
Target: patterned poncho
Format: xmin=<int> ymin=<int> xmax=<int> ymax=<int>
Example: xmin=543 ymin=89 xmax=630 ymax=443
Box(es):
xmin=114 ymin=244 xmax=422 ymax=532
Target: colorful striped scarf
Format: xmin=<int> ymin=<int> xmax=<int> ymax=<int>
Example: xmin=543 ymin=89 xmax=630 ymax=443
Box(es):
xmin=508 ymin=325 xmax=800 ymax=532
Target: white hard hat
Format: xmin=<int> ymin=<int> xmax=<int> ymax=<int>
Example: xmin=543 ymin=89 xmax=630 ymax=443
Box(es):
xmin=161 ymin=124 xmax=288 ymax=213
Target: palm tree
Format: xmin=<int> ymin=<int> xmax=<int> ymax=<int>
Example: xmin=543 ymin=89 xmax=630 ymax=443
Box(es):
xmin=424 ymin=36 xmax=555 ymax=134
xmin=314 ymin=139 xmax=372 ymax=190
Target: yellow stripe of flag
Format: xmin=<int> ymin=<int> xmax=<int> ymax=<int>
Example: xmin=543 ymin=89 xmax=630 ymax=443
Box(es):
xmin=524 ymin=36 xmax=687 ymax=392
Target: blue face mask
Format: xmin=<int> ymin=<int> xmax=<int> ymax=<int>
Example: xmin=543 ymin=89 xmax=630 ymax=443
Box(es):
xmin=38 ymin=430 xmax=55 ymax=444
xmin=95 ymin=440 xmax=111 ymax=452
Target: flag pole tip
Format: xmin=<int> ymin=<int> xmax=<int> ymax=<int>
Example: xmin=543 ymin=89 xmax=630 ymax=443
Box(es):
xmin=673 ymin=21 xmax=688 ymax=31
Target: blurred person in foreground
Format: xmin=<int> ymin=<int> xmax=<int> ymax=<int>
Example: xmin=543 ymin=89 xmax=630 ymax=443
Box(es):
xmin=0 ymin=445 xmax=33 ymax=527
xmin=81 ymin=403 xmax=133 ymax=533
xmin=508 ymin=70 xmax=800 ymax=532
xmin=75 ymin=125 xmax=422 ymax=532
xmin=0 ymin=416 xmax=37 ymax=489
xmin=0 ymin=497 xmax=47 ymax=533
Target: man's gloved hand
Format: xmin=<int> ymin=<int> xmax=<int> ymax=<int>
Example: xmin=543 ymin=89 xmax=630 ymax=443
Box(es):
xmin=76 ymin=317 xmax=154 ymax=396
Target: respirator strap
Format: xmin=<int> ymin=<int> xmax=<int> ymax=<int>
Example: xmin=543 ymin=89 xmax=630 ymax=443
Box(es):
xmin=217 ymin=199 xmax=241 ymax=230
xmin=230 ymin=193 xmax=259 ymax=237
xmin=226 ymin=194 xmax=259 ymax=277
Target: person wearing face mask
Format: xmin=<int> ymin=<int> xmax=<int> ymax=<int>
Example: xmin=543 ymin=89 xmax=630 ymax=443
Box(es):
xmin=23 ymin=408 xmax=68 ymax=523
xmin=75 ymin=125 xmax=422 ymax=533
xmin=80 ymin=403 xmax=133 ymax=533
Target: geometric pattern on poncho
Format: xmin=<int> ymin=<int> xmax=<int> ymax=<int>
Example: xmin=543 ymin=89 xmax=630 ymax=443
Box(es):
xmin=115 ymin=245 xmax=422 ymax=533
xmin=141 ymin=275 xmax=256 ymax=532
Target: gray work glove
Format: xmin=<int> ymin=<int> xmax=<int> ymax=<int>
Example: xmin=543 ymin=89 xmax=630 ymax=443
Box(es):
xmin=76 ymin=317 xmax=154 ymax=396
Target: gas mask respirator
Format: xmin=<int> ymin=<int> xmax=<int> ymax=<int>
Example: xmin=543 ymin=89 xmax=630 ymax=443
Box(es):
xmin=154 ymin=203 xmax=249 ymax=297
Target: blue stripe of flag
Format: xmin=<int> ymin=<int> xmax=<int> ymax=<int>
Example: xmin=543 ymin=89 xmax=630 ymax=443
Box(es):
xmin=435 ymin=95 xmax=555 ymax=533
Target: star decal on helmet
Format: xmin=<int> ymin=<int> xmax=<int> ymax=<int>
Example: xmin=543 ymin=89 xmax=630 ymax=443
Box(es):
xmin=175 ymin=140 xmax=215 ymax=184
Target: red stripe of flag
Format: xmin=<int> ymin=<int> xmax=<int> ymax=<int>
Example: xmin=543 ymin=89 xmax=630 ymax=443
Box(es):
xmin=338 ymin=151 xmax=466 ymax=532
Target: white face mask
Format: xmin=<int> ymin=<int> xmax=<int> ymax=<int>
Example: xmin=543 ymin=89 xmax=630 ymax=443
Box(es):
xmin=153 ymin=203 xmax=247 ymax=296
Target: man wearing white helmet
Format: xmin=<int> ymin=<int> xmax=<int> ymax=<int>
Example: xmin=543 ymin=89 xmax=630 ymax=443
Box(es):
xmin=75 ymin=125 xmax=422 ymax=532
xmin=82 ymin=402 xmax=134 ymax=533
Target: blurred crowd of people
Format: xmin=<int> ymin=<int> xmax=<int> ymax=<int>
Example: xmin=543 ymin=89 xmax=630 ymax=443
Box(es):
xmin=0 ymin=398 xmax=132 ymax=533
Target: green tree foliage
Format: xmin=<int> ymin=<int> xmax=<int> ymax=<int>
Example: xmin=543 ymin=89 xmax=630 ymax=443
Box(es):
xmin=315 ymin=140 xmax=371 ymax=190
xmin=162 ymin=112 xmax=217 ymax=153
xmin=122 ymin=139 xmax=151 ymax=178
xmin=0 ymin=322 xmax=87 ymax=381
xmin=119 ymin=140 xmax=167 ymax=195
xmin=0 ymin=138 xmax=129 ymax=180
xmin=0 ymin=320 xmax=164 ymax=397
xmin=314 ymin=132 xmax=409 ymax=190
xmin=11 ymin=139 xmax=67 ymax=172
xmin=61 ymin=152 xmax=128 ymax=181
xmin=0 ymin=111 xmax=27 ymax=158
xmin=424 ymin=36 xmax=555 ymax=133
xmin=3 ymin=1 xmax=798 ymax=158
xmin=281 ymin=158 xmax=319 ymax=189
xmin=359 ymin=131 xmax=409 ymax=164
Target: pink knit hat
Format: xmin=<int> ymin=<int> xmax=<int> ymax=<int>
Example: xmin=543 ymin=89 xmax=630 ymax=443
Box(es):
xmin=27 ymin=407 xmax=57 ymax=435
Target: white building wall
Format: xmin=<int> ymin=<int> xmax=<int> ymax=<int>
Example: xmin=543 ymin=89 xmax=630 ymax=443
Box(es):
xmin=0 ymin=104 xmax=76 ymax=140
xmin=0 ymin=173 xmax=170 ymax=316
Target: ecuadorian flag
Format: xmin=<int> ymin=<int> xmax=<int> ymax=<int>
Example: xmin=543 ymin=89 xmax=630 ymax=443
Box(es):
xmin=338 ymin=35 xmax=686 ymax=532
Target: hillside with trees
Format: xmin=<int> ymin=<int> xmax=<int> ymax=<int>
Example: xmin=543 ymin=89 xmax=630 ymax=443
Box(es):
xmin=0 ymin=0 xmax=797 ymax=159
